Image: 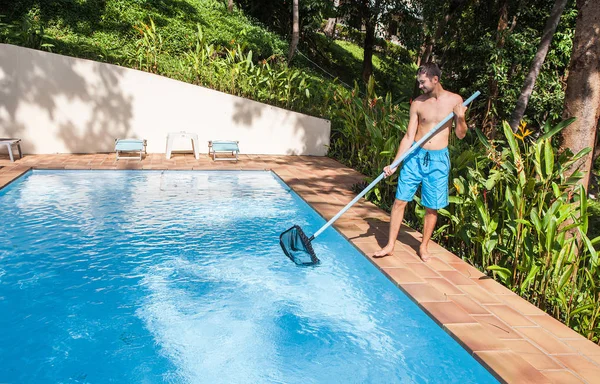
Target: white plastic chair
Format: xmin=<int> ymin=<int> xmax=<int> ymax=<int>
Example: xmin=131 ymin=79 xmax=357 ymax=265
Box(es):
xmin=0 ymin=138 xmax=23 ymax=162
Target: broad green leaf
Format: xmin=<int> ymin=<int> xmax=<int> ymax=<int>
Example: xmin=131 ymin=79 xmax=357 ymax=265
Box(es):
xmin=578 ymin=228 xmax=598 ymax=266
xmin=453 ymin=178 xmax=465 ymax=194
xmin=539 ymin=117 xmax=576 ymax=140
xmin=543 ymin=139 xmax=554 ymax=178
xmin=530 ymin=208 xmax=542 ymax=233
xmin=554 ymin=240 xmax=572 ymax=276
xmin=558 ymin=264 xmax=573 ymax=290
xmin=543 ymin=200 xmax=561 ymax=228
xmin=563 ymin=147 xmax=593 ymax=170
xmin=373 ymin=187 xmax=381 ymax=201
xmin=448 ymin=195 xmax=464 ymax=204
xmin=534 ymin=141 xmax=544 ymax=178
xmin=485 ymin=170 xmax=502 ymax=191
xmin=585 ymin=269 xmax=596 ymax=289
xmin=546 ymin=216 xmax=557 ymax=252
xmin=551 ymin=182 xmax=561 ymax=199
xmin=437 ymin=208 xmax=452 ymax=218
xmin=515 ymin=219 xmax=532 ymax=226
xmin=569 ymin=303 xmax=595 ymax=317
xmin=541 ymin=119 xmax=551 ymax=134
xmin=505 ymin=185 xmax=514 ymax=207
xmin=579 ymin=184 xmax=588 ymax=233
xmin=489 ymin=214 xmax=499 ymax=232
xmin=475 ymin=198 xmax=488 ymax=225
xmin=521 ymin=264 xmax=540 ymax=290
xmin=484 ymin=239 xmax=498 ymax=256
xmin=246 ymin=50 xmax=252 ymax=68
xmin=503 ymin=121 xmax=520 ymax=159
xmin=475 ymin=128 xmax=493 ymax=150
xmin=487 ymin=265 xmax=512 ymax=284
xmin=557 ymin=290 xmax=568 ymax=309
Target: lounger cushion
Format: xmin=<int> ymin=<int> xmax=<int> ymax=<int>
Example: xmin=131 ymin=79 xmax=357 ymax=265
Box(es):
xmin=211 ymin=141 xmax=239 ymax=152
xmin=115 ymin=139 xmax=144 ymax=151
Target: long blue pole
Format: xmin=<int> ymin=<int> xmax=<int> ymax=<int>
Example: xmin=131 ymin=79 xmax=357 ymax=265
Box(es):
xmin=310 ymin=91 xmax=481 ymax=240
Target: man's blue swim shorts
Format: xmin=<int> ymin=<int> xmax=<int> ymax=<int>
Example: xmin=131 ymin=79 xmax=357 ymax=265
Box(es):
xmin=395 ymin=145 xmax=450 ymax=210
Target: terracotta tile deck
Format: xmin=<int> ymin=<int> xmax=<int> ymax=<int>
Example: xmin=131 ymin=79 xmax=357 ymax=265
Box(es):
xmin=2 ymin=153 xmax=600 ymax=383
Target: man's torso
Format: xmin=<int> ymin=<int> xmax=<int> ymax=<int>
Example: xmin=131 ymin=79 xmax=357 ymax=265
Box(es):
xmin=414 ymin=91 xmax=459 ymax=150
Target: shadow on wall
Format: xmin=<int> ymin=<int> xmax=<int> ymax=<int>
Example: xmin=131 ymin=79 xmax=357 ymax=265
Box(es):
xmin=286 ymin=113 xmax=330 ymax=156
xmin=231 ymin=99 xmax=264 ymax=127
xmin=0 ymin=44 xmax=133 ymax=153
xmin=231 ymin=98 xmax=329 ymax=156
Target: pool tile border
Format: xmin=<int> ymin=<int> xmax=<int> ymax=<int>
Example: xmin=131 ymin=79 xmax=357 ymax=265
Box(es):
xmin=1 ymin=153 xmax=599 ymax=383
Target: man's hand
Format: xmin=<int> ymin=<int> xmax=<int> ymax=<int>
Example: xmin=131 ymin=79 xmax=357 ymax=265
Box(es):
xmin=453 ymin=103 xmax=467 ymax=120
xmin=383 ymin=165 xmax=397 ymax=177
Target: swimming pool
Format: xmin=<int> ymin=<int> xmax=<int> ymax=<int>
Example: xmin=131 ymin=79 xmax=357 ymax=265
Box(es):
xmin=0 ymin=170 xmax=497 ymax=383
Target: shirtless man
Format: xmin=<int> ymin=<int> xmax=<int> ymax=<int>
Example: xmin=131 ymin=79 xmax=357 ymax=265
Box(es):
xmin=373 ymin=63 xmax=468 ymax=261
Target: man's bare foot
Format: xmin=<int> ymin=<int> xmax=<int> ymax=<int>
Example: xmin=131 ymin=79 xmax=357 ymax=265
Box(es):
xmin=373 ymin=245 xmax=394 ymax=258
xmin=418 ymin=247 xmax=431 ymax=262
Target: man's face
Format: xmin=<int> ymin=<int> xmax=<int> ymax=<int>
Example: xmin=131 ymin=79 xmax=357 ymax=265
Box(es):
xmin=417 ymin=73 xmax=437 ymax=94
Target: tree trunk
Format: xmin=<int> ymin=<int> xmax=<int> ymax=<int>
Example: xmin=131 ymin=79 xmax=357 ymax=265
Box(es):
xmin=228 ymin=0 xmax=233 ymax=13
xmin=560 ymin=0 xmax=600 ymax=191
xmin=484 ymin=0 xmax=513 ymax=137
xmin=412 ymin=0 xmax=465 ymax=99
xmin=288 ymin=0 xmax=300 ymax=63
xmin=411 ymin=40 xmax=428 ymax=100
xmin=362 ymin=18 xmax=375 ymax=83
xmin=508 ymin=0 xmax=568 ymax=131
xmin=324 ymin=18 xmax=337 ymax=38
xmin=418 ymin=17 xmax=445 ymax=66
xmin=415 ymin=39 xmax=427 ymax=68
xmin=418 ymin=0 xmax=465 ymax=66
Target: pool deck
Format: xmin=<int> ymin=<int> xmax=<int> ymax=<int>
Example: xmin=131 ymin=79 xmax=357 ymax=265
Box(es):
xmin=2 ymin=152 xmax=600 ymax=384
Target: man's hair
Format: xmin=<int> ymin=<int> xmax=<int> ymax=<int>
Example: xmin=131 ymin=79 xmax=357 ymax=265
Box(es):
xmin=417 ymin=63 xmax=442 ymax=80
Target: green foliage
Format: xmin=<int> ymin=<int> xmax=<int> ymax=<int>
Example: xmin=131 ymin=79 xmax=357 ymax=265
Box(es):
xmin=179 ymin=25 xmax=336 ymax=117
xmin=0 ymin=7 xmax=54 ymax=51
xmin=235 ymin=0 xmax=334 ymax=38
xmin=437 ymin=0 xmax=577 ymax=128
xmin=437 ymin=120 xmax=599 ymax=342
xmin=334 ymin=103 xmax=599 ymax=341
xmin=132 ymin=18 xmax=163 ymax=73
xmin=0 ymin=0 xmax=287 ymax=65
xmin=302 ymin=32 xmax=416 ymax=102
xmin=328 ymin=77 xmax=409 ymax=207
xmin=334 ymin=23 xmax=374 ymax=47
xmin=590 ymin=199 xmax=600 ymax=243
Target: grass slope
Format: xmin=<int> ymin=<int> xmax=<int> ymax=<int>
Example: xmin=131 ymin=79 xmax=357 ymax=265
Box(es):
xmin=1 ymin=0 xmax=415 ymax=103
xmin=1 ymin=0 xmax=287 ymax=72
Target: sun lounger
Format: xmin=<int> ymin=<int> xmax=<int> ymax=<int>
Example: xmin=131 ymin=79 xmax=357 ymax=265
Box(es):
xmin=115 ymin=139 xmax=146 ymax=160
xmin=0 ymin=138 xmax=23 ymax=162
xmin=208 ymin=140 xmax=239 ymax=161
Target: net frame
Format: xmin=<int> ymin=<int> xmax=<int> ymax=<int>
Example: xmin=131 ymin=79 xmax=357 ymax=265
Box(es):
xmin=279 ymin=225 xmax=319 ymax=266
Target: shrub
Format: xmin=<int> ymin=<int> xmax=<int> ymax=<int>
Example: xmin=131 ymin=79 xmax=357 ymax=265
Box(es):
xmin=439 ymin=120 xmax=599 ymax=341
xmin=328 ymin=77 xmax=409 ymax=207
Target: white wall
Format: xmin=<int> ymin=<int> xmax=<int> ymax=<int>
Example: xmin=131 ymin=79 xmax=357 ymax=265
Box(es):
xmin=0 ymin=44 xmax=331 ymax=156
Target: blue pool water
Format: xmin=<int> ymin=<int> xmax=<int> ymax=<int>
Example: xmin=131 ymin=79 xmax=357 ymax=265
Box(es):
xmin=0 ymin=170 xmax=497 ymax=383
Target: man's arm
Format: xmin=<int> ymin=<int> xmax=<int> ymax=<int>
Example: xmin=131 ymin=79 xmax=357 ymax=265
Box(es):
xmin=384 ymin=101 xmax=419 ymax=176
xmin=453 ymin=96 xmax=468 ymax=139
